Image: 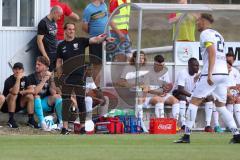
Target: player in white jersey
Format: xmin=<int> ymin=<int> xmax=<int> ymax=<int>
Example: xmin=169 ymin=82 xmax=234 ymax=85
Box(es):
xmin=175 ymin=13 xmax=240 ymax=144
xmin=144 ymin=55 xmax=180 ymax=122
xmin=226 ymin=53 xmax=240 ymax=127
xmin=173 ymin=58 xmax=215 ymax=132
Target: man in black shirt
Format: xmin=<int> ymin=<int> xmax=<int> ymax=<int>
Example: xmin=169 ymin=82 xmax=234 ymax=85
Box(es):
xmin=56 ymin=22 xmax=111 ymax=134
xmin=1 ymin=63 xmax=38 ymax=128
xmin=37 ymin=6 xmax=63 ymax=71
xmin=28 ymin=56 xmax=62 ymax=131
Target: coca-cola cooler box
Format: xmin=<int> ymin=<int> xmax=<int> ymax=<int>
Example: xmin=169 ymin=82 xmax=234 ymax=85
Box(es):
xmin=149 ymin=118 xmax=177 ymax=134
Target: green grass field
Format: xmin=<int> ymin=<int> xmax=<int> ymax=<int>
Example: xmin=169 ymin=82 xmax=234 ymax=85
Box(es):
xmin=0 ymin=133 xmax=240 ymax=160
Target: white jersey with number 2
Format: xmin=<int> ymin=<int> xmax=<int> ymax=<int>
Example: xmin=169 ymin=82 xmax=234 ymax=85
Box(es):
xmin=200 ymin=29 xmax=228 ymax=75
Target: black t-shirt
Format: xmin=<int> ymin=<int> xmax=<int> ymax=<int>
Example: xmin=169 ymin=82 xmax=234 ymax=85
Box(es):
xmin=37 ymin=16 xmax=57 ymax=59
xmin=3 ymin=75 xmax=30 ymax=97
xmin=57 ymin=37 xmax=89 ymax=77
xmin=28 ymin=73 xmax=50 ymax=98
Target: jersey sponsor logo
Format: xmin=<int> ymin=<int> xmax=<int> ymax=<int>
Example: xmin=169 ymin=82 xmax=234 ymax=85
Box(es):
xmin=91 ymin=11 xmax=107 ymax=20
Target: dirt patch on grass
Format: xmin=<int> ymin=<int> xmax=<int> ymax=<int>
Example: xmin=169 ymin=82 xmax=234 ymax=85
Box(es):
xmin=0 ymin=123 xmax=60 ymax=135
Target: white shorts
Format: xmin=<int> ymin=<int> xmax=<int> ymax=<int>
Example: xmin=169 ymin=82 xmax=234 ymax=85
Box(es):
xmin=192 ymin=75 xmax=228 ymax=103
xmin=143 ymin=93 xmax=171 ymax=108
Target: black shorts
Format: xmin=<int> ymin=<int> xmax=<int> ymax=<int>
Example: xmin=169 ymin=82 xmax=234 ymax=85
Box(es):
xmin=1 ymin=96 xmax=24 ymax=113
xmin=89 ymin=43 xmax=102 ymax=64
xmin=62 ymin=75 xmax=86 ymax=121
xmin=172 ymin=89 xmax=187 ymax=101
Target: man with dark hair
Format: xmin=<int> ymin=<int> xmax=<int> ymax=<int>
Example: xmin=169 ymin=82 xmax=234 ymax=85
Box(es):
xmin=37 ymin=6 xmax=63 ymax=71
xmin=175 ymin=13 xmax=240 ymax=144
xmin=28 ymin=56 xmax=62 ymax=131
xmin=56 ymin=23 xmax=112 ymax=134
xmin=1 ymin=63 xmax=38 ymax=128
xmin=225 ymin=54 xmax=240 ymax=128
xmin=173 ymin=58 xmax=216 ymax=132
xmin=146 ymin=55 xmax=180 ymax=123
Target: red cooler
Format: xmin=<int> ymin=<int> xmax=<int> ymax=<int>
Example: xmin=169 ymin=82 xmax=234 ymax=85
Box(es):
xmin=149 ymin=118 xmax=177 ymax=134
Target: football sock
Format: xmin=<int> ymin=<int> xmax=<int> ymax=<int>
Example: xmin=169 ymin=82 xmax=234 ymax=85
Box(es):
xmin=234 ymin=104 xmax=240 ymax=127
xmin=172 ymin=103 xmax=180 ymax=120
xmin=212 ymin=105 xmax=220 ymax=126
xmin=55 ymin=98 xmax=62 ymax=123
xmin=34 ymin=97 xmax=45 ymax=123
xmin=155 ymin=103 xmax=164 ymax=118
xmin=205 ymin=102 xmax=213 ymax=126
xmin=185 ymin=103 xmax=198 ymax=135
xmin=179 ymin=100 xmax=186 ymax=126
xmin=216 ymin=106 xmax=239 ymax=135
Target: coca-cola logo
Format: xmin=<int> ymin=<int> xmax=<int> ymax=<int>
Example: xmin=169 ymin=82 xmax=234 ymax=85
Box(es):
xmin=158 ymin=124 xmax=173 ymax=130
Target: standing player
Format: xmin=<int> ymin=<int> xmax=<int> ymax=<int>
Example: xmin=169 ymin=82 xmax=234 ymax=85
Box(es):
xmin=173 ymin=58 xmax=215 ymax=132
xmin=175 ymin=13 xmax=240 ymax=143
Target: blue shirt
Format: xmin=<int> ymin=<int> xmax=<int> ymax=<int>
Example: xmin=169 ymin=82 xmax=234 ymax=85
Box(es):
xmin=83 ymin=3 xmax=108 ymax=37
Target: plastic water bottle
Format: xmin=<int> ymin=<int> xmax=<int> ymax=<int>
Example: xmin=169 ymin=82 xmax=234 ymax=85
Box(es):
xmin=136 ymin=115 xmax=142 ymax=133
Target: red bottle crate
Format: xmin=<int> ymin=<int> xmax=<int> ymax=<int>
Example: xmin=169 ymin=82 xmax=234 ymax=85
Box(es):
xmin=149 ymin=118 xmax=177 ymax=134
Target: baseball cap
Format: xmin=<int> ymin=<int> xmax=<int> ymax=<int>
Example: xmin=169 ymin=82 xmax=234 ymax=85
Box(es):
xmin=13 ymin=62 xmax=24 ymax=69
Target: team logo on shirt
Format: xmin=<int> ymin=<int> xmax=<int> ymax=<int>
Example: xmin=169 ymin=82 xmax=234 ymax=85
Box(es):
xmin=47 ymin=24 xmax=57 ymax=36
xmin=20 ymin=81 xmax=25 ymax=88
xmin=177 ymin=45 xmax=193 ymax=62
xmin=73 ymin=43 xmax=79 ymax=50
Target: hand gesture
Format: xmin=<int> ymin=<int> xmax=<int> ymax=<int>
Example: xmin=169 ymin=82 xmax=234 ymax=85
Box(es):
xmin=96 ymin=33 xmax=107 ymax=43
